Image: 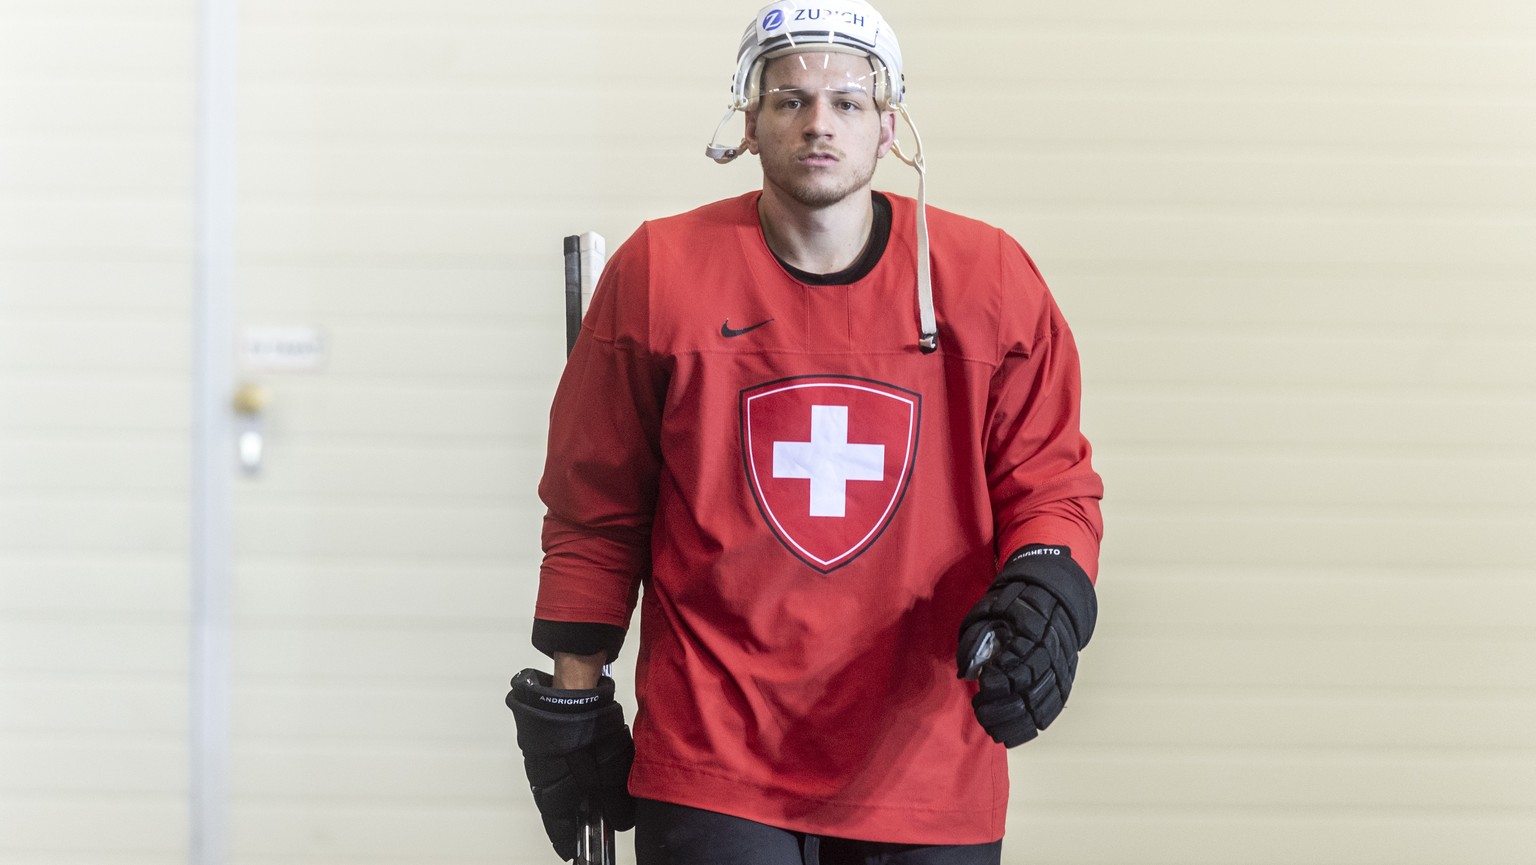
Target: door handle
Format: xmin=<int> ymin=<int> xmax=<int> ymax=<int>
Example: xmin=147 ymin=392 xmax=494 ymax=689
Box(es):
xmin=231 ymin=382 xmax=271 ymax=475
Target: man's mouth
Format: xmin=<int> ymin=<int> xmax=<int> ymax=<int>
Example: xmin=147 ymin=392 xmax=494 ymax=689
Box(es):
xmin=799 ymin=150 xmax=841 ymax=165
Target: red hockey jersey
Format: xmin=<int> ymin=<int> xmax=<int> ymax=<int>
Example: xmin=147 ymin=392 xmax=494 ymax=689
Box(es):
xmin=535 ymin=191 xmax=1103 ymax=844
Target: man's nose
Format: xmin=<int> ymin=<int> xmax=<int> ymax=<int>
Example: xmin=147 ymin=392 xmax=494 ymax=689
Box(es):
xmin=802 ymin=96 xmax=836 ymax=137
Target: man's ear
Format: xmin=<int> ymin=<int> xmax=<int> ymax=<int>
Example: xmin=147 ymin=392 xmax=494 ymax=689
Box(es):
xmin=875 ymin=110 xmax=897 ymax=158
xmin=743 ymin=110 xmax=761 ymax=156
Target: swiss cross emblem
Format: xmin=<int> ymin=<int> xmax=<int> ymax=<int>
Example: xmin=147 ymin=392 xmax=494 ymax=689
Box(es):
xmin=740 ymin=375 xmax=921 ymax=573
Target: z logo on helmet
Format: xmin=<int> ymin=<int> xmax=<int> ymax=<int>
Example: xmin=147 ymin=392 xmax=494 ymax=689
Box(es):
xmin=740 ymin=375 xmax=920 ymax=573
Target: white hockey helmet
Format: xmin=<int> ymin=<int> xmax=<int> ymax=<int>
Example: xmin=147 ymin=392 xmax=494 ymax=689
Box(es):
xmin=707 ymin=0 xmax=907 ymax=162
xmin=705 ymin=0 xmax=938 ymax=353
xmin=733 ymin=1 xmax=905 ymax=112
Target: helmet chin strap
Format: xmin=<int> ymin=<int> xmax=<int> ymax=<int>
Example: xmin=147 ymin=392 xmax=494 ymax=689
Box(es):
xmin=890 ymin=103 xmax=936 ymax=353
xmin=705 ymin=99 xmax=938 ymax=354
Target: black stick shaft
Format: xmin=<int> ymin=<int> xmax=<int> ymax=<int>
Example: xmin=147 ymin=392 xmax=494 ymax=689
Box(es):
xmin=562 ymin=233 xmax=615 ymax=865
xmin=563 ymin=235 xmax=582 ymax=357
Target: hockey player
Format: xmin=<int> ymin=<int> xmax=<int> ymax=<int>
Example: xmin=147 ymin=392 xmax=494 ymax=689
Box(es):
xmin=507 ymin=2 xmax=1104 ymax=863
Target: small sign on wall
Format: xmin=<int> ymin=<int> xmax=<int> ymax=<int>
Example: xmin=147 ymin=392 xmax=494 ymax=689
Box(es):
xmin=241 ymin=326 xmax=327 ymax=372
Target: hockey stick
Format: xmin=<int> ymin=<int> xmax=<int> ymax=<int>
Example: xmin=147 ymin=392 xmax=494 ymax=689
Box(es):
xmin=561 ymin=232 xmax=615 ymax=865
xmin=563 ymin=232 xmax=603 ymax=355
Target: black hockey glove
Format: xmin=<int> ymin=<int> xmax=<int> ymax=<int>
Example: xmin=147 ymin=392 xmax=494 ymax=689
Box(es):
xmin=956 ymin=545 xmax=1097 ymax=747
xmin=506 ymin=669 xmax=636 ymax=861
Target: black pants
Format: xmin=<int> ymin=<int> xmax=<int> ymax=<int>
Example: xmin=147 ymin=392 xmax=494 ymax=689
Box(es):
xmin=634 ymin=800 xmax=1003 ymax=865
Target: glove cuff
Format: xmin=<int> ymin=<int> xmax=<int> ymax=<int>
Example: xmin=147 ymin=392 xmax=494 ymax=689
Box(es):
xmin=507 ymin=668 xmax=615 ymax=714
xmin=997 ymin=545 xmax=1097 ymax=649
xmin=506 ymin=668 xmax=628 ymax=757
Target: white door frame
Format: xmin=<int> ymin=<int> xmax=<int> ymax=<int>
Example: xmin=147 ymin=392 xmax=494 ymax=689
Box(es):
xmin=191 ymin=0 xmax=237 ymax=862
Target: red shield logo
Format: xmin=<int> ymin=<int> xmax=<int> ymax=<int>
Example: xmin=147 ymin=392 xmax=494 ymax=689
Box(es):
xmin=740 ymin=375 xmax=921 ymax=573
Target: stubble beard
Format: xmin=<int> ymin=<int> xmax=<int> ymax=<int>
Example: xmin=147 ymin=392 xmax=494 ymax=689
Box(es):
xmin=764 ymin=150 xmax=879 ymax=209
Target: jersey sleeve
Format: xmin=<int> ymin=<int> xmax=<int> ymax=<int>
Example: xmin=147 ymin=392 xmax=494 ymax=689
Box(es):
xmin=986 ymin=236 xmax=1105 ymax=579
xmin=534 ymin=224 xmax=667 ymax=655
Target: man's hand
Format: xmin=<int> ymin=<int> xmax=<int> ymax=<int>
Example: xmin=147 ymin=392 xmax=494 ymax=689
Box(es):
xmin=956 ymin=545 xmax=1097 ymax=747
xmin=507 ymin=668 xmax=635 ymax=861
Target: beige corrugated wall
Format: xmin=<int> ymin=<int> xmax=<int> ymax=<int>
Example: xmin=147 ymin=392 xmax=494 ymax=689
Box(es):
xmin=1 ymin=1 xmax=1533 ymax=864
xmin=1 ymin=1 xmax=198 ymax=861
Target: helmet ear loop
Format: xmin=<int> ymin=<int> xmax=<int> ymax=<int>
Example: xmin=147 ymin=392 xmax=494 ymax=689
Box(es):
xmin=888 ymin=102 xmax=924 ymax=172
xmin=705 ymin=104 xmax=748 ymax=164
xmin=707 ymin=59 xmax=768 ymax=164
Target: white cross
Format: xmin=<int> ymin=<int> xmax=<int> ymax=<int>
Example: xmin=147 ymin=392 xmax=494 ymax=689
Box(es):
xmin=772 ymin=404 xmax=885 ymax=518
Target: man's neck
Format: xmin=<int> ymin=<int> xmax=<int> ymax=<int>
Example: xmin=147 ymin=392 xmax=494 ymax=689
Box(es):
xmin=756 ymin=184 xmax=875 ymax=275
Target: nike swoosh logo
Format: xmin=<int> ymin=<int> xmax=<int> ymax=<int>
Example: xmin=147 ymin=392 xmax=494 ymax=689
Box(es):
xmin=721 ymin=318 xmax=774 ymax=338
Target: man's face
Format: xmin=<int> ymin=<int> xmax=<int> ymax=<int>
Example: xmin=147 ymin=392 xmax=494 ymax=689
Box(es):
xmin=744 ymin=51 xmax=897 ymax=209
